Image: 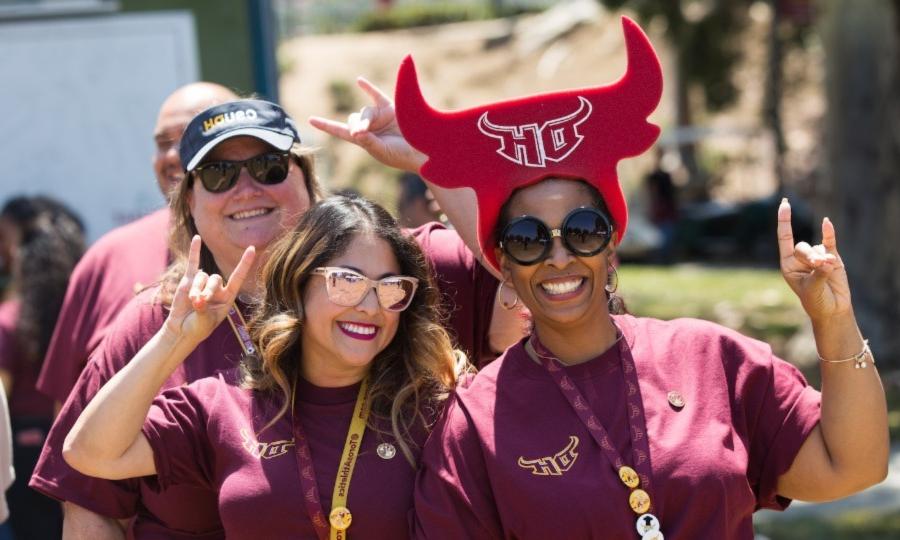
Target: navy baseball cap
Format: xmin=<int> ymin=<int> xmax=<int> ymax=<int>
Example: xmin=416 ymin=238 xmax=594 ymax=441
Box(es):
xmin=180 ymin=99 xmax=301 ymax=171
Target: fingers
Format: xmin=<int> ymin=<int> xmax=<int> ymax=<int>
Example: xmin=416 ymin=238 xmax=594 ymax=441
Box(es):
xmin=821 ymin=216 xmax=839 ymax=255
xmin=188 ymin=270 xmax=210 ymax=310
xmin=776 ymin=198 xmax=795 ymax=262
xmin=792 ymin=241 xmax=838 ymax=272
xmin=225 ymin=246 xmax=257 ymax=296
xmin=185 ymin=235 xmax=202 ymax=281
xmin=356 ymin=76 xmax=392 ymax=107
xmin=347 ymin=110 xmax=371 ymax=136
xmin=308 ymin=116 xmax=353 ymax=143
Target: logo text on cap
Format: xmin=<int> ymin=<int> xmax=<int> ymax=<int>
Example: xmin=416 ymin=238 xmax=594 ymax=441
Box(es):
xmin=203 ymin=109 xmax=260 ymax=134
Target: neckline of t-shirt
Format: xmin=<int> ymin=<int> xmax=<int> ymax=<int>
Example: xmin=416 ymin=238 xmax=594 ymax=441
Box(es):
xmin=293 ymin=375 xmax=362 ymax=406
xmin=509 ymin=315 xmax=637 ymax=381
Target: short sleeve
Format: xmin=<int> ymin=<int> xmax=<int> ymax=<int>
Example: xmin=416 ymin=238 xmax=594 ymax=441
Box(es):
xmin=747 ymin=352 xmax=821 ymax=510
xmin=142 ymin=385 xmax=215 ymax=492
xmin=412 ymin=394 xmax=503 ymax=540
xmin=29 ymin=361 xmax=141 ymax=518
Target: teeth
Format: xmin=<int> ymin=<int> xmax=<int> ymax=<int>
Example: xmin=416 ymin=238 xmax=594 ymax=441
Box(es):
xmin=231 ymin=208 xmax=269 ymax=220
xmin=340 ymin=322 xmax=376 ymax=335
xmin=540 ymin=278 xmax=584 ymax=296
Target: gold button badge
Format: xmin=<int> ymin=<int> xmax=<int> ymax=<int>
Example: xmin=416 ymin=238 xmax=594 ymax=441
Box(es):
xmin=618 ymin=465 xmax=640 ymax=488
xmin=329 ymin=506 xmax=352 ymax=531
xmin=629 ymin=489 xmax=651 ymax=514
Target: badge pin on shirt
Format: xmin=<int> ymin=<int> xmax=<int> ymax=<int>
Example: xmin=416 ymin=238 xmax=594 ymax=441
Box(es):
xmin=377 ymin=442 xmax=396 ymax=460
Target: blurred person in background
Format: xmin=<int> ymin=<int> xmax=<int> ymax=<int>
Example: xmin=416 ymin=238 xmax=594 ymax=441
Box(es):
xmin=0 ymin=195 xmax=85 ymax=540
xmin=397 ymin=172 xmax=440 ymax=228
xmin=28 ymin=82 xmax=237 ymax=539
xmin=1 ymin=382 xmax=14 ymax=540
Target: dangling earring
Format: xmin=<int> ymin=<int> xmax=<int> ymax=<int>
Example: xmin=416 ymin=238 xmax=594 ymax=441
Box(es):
xmin=605 ymin=265 xmax=618 ymax=294
xmin=498 ymin=281 xmax=519 ymax=310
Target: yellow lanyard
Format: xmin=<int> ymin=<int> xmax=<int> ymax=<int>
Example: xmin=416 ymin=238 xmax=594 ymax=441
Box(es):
xmin=327 ymin=376 xmax=371 ymax=539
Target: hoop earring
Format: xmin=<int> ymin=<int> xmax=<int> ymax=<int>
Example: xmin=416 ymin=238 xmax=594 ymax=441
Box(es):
xmin=605 ymin=265 xmax=618 ymax=294
xmin=498 ymin=281 xmax=519 ymax=310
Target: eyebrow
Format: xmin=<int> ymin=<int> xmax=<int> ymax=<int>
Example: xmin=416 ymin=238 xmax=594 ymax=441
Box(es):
xmin=339 ymin=265 xmax=400 ymax=280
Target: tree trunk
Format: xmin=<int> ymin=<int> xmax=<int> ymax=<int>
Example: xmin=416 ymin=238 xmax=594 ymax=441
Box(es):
xmin=821 ymin=0 xmax=900 ymax=368
xmin=765 ymin=0 xmax=786 ymax=193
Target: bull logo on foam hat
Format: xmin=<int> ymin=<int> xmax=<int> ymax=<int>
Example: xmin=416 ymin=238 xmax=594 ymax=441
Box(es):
xmin=395 ymin=16 xmax=663 ymax=273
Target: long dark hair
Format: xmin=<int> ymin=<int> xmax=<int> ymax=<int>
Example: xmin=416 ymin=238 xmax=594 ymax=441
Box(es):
xmin=242 ymin=195 xmax=459 ymax=465
xmin=1 ymin=196 xmax=85 ymax=363
xmin=493 ymin=179 xmax=627 ymax=315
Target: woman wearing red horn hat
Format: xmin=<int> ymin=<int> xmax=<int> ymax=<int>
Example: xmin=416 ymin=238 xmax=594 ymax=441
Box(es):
xmin=311 ymin=16 xmax=888 ymax=540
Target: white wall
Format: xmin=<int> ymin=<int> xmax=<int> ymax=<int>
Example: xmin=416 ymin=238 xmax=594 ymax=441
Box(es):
xmin=0 ymin=11 xmax=198 ymax=241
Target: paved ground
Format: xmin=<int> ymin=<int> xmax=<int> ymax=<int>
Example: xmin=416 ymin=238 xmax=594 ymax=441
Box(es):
xmin=754 ymin=444 xmax=900 ymax=527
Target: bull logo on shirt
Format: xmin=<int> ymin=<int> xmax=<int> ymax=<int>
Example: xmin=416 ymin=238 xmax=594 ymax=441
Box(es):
xmin=517 ymin=436 xmax=579 ymax=476
xmin=240 ymin=428 xmax=295 ymax=460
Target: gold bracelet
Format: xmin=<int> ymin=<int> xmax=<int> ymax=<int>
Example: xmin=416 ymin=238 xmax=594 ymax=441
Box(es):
xmin=817 ymin=340 xmax=874 ymax=369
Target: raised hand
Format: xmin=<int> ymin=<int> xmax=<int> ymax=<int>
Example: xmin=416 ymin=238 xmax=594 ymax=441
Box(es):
xmin=777 ymin=198 xmax=852 ymax=322
xmin=165 ymin=236 xmax=256 ymax=344
xmin=308 ymin=77 xmax=426 ymax=173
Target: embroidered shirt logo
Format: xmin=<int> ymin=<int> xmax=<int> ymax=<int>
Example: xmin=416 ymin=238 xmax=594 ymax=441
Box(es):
xmin=477 ymin=97 xmax=592 ymax=168
xmin=517 ymin=435 xmax=580 ymax=476
xmin=240 ymin=428 xmax=295 ymax=459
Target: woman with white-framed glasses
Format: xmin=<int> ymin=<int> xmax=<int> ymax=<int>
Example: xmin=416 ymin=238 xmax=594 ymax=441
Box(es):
xmin=63 ymin=195 xmax=464 ymax=539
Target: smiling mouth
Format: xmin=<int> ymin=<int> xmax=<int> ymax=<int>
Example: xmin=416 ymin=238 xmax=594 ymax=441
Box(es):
xmin=229 ymin=208 xmax=273 ymax=220
xmin=539 ymin=277 xmax=585 ymax=296
xmin=338 ymin=321 xmax=379 ymax=341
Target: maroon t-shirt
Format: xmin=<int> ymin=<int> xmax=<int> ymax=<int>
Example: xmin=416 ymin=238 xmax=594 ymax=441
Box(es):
xmin=30 ymin=287 xmax=243 ymax=537
xmin=36 ymin=208 xmax=170 ymax=404
xmin=413 ymin=315 xmax=822 ymax=540
xmin=31 ymin=224 xmax=495 ymax=537
xmin=410 ymin=222 xmax=499 ymax=367
xmin=143 ymin=371 xmax=426 ymax=539
xmin=0 ymin=300 xmax=54 ymax=419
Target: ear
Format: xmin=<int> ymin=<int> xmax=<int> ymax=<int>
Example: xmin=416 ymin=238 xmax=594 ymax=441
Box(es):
xmin=494 ymin=246 xmax=513 ymax=283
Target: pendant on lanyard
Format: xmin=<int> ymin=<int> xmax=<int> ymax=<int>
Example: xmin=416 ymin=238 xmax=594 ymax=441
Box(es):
xmin=291 ymin=377 xmax=372 ymax=540
xmin=530 ymin=332 xmax=663 ymax=538
xmin=225 ymin=305 xmax=256 ymax=355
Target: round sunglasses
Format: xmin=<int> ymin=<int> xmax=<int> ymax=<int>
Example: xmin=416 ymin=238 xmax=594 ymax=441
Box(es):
xmin=312 ymin=267 xmax=419 ymax=312
xmin=191 ymin=151 xmax=291 ymax=193
xmin=499 ymin=207 xmax=613 ymax=265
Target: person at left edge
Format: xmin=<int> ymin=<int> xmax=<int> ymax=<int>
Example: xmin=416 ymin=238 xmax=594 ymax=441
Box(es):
xmin=34 ymin=82 xmax=238 ymax=412
xmin=29 ymin=82 xmax=239 ymax=539
xmin=63 ymin=195 xmax=465 ymax=539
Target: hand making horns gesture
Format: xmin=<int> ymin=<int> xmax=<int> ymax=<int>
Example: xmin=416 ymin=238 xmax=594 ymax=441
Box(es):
xmin=309 ymin=77 xmax=426 ymax=173
xmin=165 ymin=235 xmax=256 ymax=343
xmin=778 ymin=198 xmax=852 ymax=322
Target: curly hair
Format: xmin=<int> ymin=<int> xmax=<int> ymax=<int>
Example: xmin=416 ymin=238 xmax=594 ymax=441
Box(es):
xmin=242 ymin=195 xmax=460 ymax=465
xmin=157 ymin=143 xmax=324 ymax=305
xmin=493 ymin=178 xmax=627 ymax=315
xmin=1 ymin=196 xmax=85 ymax=363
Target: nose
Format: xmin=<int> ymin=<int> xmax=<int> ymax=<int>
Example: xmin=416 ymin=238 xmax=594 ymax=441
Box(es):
xmin=230 ymin=165 xmax=263 ymax=197
xmin=354 ymin=286 xmax=381 ymax=315
xmin=544 ymin=236 xmax=575 ymax=269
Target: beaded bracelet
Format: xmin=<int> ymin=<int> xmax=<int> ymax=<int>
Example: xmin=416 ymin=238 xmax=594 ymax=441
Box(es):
xmin=818 ymin=340 xmax=874 ymax=369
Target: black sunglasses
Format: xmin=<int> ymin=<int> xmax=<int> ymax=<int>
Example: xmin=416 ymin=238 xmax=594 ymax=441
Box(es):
xmin=499 ymin=207 xmax=613 ymax=265
xmin=191 ymin=151 xmax=291 ymax=193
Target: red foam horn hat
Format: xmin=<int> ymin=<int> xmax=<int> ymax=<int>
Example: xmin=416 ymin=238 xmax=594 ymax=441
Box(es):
xmin=395 ymin=16 xmax=663 ymax=273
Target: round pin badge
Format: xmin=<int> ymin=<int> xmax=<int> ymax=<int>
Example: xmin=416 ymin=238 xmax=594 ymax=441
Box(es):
xmin=329 ymin=506 xmax=352 ymax=531
xmin=628 ymin=489 xmax=651 ymax=514
xmin=618 ymin=465 xmax=640 ymax=488
xmin=377 ymin=442 xmax=397 ymax=460
xmin=667 ymin=391 xmax=685 ymax=409
xmin=641 ymin=530 xmax=664 ymax=540
xmin=635 ymin=513 xmax=661 ymax=535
